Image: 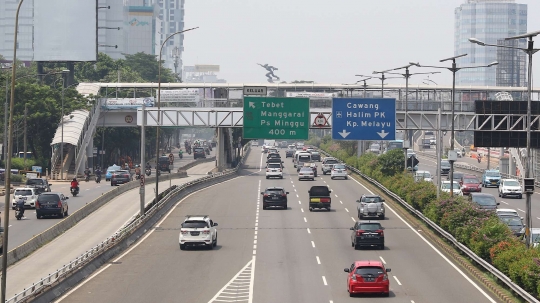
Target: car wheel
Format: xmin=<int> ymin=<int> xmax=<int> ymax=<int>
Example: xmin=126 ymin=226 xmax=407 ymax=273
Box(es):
xmin=498 ymin=192 xmax=501 ymax=197
xmin=383 ymin=292 xmax=390 ymax=297
xmin=36 ymin=214 xmax=42 ymax=219
xmin=208 ymin=242 xmax=214 ymax=250
xmin=354 ymin=243 xmax=360 ymax=250
xmin=379 ymin=243 xmax=384 ymax=250
xmin=179 ymin=244 xmax=186 ymax=250
xmin=59 ymin=210 xmax=64 ymax=218
xmin=284 ymin=204 xmax=287 ymax=209
xmin=519 ymin=194 xmax=523 ymax=199
xmin=213 ymin=235 xmax=218 ymax=247
xmin=345 ymin=176 xmax=349 ymax=180
xmin=351 ymin=241 xmax=354 ymax=247
xmin=263 ymin=204 xmax=267 ymax=210
xmin=379 ymin=214 xmax=384 ymax=220
xmin=327 ymin=207 xmax=331 ymax=211
xmin=265 ymin=176 xmax=269 ymax=179
xmin=309 ymin=207 xmax=313 ymax=212
xmin=359 ymin=213 xmax=363 ymax=220
xmin=64 ymin=208 xmax=69 ymax=217
xmin=331 ymin=177 xmax=334 ymax=180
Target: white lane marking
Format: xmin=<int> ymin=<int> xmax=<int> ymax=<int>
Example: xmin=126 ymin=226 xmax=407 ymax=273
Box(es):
xmin=334 ymin=194 xmax=338 ymax=198
xmin=323 ymin=181 xmax=327 ymax=183
xmin=537 ymin=217 xmax=540 ymax=220
xmin=344 ymin=208 xmax=349 ymax=213
xmin=379 ymin=256 xmax=386 ymax=264
xmin=518 ymin=208 xmax=525 ymax=213
xmin=351 ymin=217 xmax=356 ymax=222
xmin=253 ymin=245 xmax=257 ymax=249
xmin=500 ymin=200 xmax=509 ymax=205
xmin=316 ymin=256 xmax=321 ymax=264
xmin=55 ymin=174 xmax=244 ymax=302
xmin=350 ymin=177 xmax=497 ymax=303
xmin=304 ymin=217 xmax=307 ymax=222
xmin=322 ymin=276 xmax=328 ymax=286
xmin=254 ymin=235 xmax=257 ymax=240
xmin=86 ymin=188 xmax=90 ymax=191
xmin=8 ymin=225 xmax=12 ymax=228
xmin=296 ymin=194 xmax=299 ymax=198
xmin=301 ymin=208 xmax=304 ymax=213
xmin=393 ymin=276 xmax=402 ymax=286
xmin=340 ymin=200 xmax=343 ymax=204
xmin=294 ymin=189 xmax=297 ymax=192
xmin=292 ymin=184 xmax=295 ymax=188
xmin=207 ymin=257 xmax=256 ymax=303
xmin=253 ymin=240 xmax=257 ymax=244
xmin=298 ymin=201 xmax=301 ymax=204
xmin=291 ymin=181 xmax=293 ymax=183
xmin=411 ymin=301 xmax=415 ymax=303
xmin=307 ymin=228 xmax=311 ymax=234
xmin=311 ymin=241 xmax=316 ymax=248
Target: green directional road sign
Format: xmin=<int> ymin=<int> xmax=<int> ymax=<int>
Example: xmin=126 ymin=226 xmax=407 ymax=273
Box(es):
xmin=243 ymin=97 xmax=310 ymax=139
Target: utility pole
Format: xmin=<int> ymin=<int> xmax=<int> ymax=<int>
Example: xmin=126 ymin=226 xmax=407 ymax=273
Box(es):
xmin=23 ymin=104 xmax=27 ymax=170
xmin=140 ymin=104 xmax=146 ymax=217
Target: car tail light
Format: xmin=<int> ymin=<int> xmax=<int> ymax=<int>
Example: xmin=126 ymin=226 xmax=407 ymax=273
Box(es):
xmin=352 ymin=274 xmax=358 ymax=281
xmin=181 ymin=230 xmax=189 ymax=235
xmin=35 ymin=201 xmax=40 ymax=209
xmin=320 ymin=198 xmax=330 ymax=203
xmin=281 ymin=193 xmax=287 ymax=197
xmin=279 ymin=169 xmax=282 ymax=172
xmin=124 ymin=174 xmax=129 ymax=178
xmin=356 ymin=230 xmax=365 ymax=236
xmin=58 ymin=200 xmax=62 ymax=208
xmin=263 ymin=194 xmax=268 ymax=197
xmin=376 ymin=229 xmax=384 ymax=236
xmin=382 ymin=273 xmax=388 ymax=281
xmin=266 ymin=169 xmax=269 ymax=172
xmin=202 ymin=230 xmax=210 ymax=234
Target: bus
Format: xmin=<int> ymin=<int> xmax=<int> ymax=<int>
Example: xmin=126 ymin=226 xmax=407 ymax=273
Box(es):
xmin=18 ymin=152 xmax=34 ymax=159
xmin=386 ymin=140 xmax=404 ymax=152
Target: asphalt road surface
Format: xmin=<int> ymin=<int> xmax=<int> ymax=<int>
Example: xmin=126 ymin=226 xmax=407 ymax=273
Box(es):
xmin=56 ymin=149 xmax=501 ymax=303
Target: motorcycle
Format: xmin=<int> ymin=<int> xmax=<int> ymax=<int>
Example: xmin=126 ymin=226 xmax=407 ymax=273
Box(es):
xmin=15 ymin=207 xmax=23 ymax=220
xmin=179 ymin=152 xmax=183 ymax=159
xmin=70 ymin=187 xmax=79 ymax=197
xmin=135 ymin=173 xmax=141 ymax=180
xmin=477 ymin=156 xmax=482 ymax=163
xmin=145 ymin=168 xmax=151 ymax=176
xmin=85 ymin=174 xmax=90 ymax=182
xmin=95 ymin=175 xmax=101 ymax=183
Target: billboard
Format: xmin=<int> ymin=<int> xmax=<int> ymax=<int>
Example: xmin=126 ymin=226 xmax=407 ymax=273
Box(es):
xmin=159 ymin=89 xmax=200 ymax=103
xmin=101 ymin=98 xmax=155 ymax=110
xmin=34 ymin=0 xmax=97 ymax=62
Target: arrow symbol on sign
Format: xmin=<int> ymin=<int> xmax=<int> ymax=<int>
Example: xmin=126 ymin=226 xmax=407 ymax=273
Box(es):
xmin=338 ymin=129 xmax=350 ymax=138
xmin=377 ymin=130 xmax=389 ymax=139
xmin=249 ymin=102 xmax=256 ymax=108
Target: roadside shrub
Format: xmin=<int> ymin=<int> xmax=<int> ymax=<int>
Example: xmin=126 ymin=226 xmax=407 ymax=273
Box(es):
xmin=11 ymin=158 xmax=36 ymax=170
xmin=508 ymin=256 xmax=540 ymax=296
xmin=468 ymin=217 xmax=514 ymax=260
xmin=491 ymin=239 xmax=527 ymax=273
xmin=345 ymin=156 xmax=357 ymax=168
xmin=10 ymin=174 xmax=24 ymax=183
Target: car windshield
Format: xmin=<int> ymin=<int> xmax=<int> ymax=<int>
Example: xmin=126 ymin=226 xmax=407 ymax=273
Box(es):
xmin=311 ymin=152 xmax=319 ymax=155
xmin=334 ymin=165 xmax=345 ymax=169
xmin=300 ymin=168 xmax=313 ymax=172
xmin=358 ymin=223 xmax=382 ymax=230
xmin=325 ymin=159 xmax=339 ymax=164
xmin=442 ymin=183 xmax=460 ymax=189
xmin=504 ymin=180 xmax=520 ymax=187
xmin=441 ymin=161 xmax=450 ymax=167
xmin=355 ymin=266 xmax=385 ymax=276
xmin=418 ymin=172 xmax=431 ymax=178
xmin=473 ymin=196 xmax=497 ymax=206
xmin=310 ymin=186 xmax=330 ymax=196
xmin=15 ymin=189 xmax=32 ymax=196
xmin=265 ymin=189 xmax=284 ymax=195
xmin=362 ymin=197 xmax=382 ymax=202
xmin=268 ymin=164 xmax=281 ymax=168
xmin=26 ymin=179 xmax=44 ymax=185
xmin=486 ymin=171 xmax=500 ymax=177
xmin=500 ymin=216 xmax=523 ymax=226
xmin=194 ymin=148 xmax=204 ymax=152
xmin=464 ymin=178 xmax=479 ymax=184
xmin=182 ymin=221 xmax=208 ymax=228
xmin=298 ymin=155 xmax=311 ymax=161
xmin=453 ymin=174 xmax=463 ymax=180
xmin=39 ymin=194 xmax=59 ymax=202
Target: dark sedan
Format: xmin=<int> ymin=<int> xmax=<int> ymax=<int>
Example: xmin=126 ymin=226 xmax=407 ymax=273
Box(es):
xmin=194 ymin=147 xmax=206 ymax=159
xmin=285 ymin=149 xmax=295 ymax=158
xmin=111 ymin=170 xmax=131 ymax=186
xmin=310 ymin=151 xmax=321 ymax=162
xmin=261 ymin=187 xmax=289 ymax=209
xmin=36 ymin=193 xmax=69 ymax=219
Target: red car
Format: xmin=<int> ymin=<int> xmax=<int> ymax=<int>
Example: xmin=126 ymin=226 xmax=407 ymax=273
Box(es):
xmin=460 ymin=175 xmax=482 ymax=195
xmin=344 ymin=260 xmax=391 ymax=297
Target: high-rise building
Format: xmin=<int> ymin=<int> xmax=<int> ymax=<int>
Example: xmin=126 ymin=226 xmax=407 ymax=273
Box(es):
xmin=156 ymin=0 xmax=185 ymax=78
xmin=98 ymin=0 xmax=127 ymax=60
xmin=454 ymin=0 xmax=527 ymax=86
xmin=0 ymin=0 xmax=34 ymax=62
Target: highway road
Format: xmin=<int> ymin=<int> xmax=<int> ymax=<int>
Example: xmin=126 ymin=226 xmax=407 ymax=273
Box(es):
xmin=56 ymin=149 xmax=501 ymax=303
xmin=2 ymin=148 xmax=215 ymax=251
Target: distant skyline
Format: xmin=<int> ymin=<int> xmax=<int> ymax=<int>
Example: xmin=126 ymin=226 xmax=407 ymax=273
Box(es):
xmin=183 ymin=0 xmax=540 ymax=87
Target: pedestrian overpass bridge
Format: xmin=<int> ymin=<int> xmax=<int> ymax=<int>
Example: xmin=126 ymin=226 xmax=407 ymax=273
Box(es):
xmin=52 ymin=82 xmax=539 ymax=179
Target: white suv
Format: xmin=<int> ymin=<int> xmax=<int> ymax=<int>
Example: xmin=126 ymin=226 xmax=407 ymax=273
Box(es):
xmin=499 ymin=179 xmax=523 ymax=199
xmin=179 ymin=215 xmax=218 ymax=250
xmin=12 ymin=187 xmax=39 ymax=209
xmin=266 ymin=163 xmax=283 ymax=179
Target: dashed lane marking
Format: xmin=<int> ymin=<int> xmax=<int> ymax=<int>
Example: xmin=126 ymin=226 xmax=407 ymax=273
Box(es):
xmin=316 ymin=256 xmax=321 ymax=264
xmin=301 ymin=208 xmax=304 ymax=213
xmin=344 ymin=208 xmax=349 ymax=213
xmin=501 ymin=201 xmax=509 ymax=205
xmin=298 ymin=201 xmax=301 ymax=204
xmin=307 ymin=228 xmax=311 ymax=234
xmin=311 ymin=241 xmax=316 ymax=248
xmin=340 ymin=200 xmax=343 ymax=204
xmin=351 ymin=217 xmax=356 ymax=222
xmin=334 ymin=194 xmax=338 ymax=198
xmin=304 ymin=217 xmax=307 ymax=222
xmin=518 ymin=208 xmax=525 ymax=213
xmin=393 ymin=276 xmax=402 ymax=286
xmin=208 ymin=256 xmax=255 ymax=303
xmin=322 ymin=276 xmax=328 ymax=286
xmin=296 ymin=194 xmax=299 ymax=198
xmin=379 ymin=256 xmax=386 ymax=264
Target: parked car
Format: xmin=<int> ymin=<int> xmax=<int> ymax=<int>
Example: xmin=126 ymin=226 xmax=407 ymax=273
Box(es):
xmin=105 ymin=165 xmax=121 ymax=181
xmin=469 ymin=193 xmax=499 ymax=210
xmin=111 ymin=170 xmax=131 ymax=186
xmin=350 ymin=220 xmax=385 ymax=250
xmin=179 ymin=215 xmax=218 ymax=250
xmin=12 ymin=187 xmax=39 ymax=209
xmin=460 ymin=175 xmax=481 ymax=195
xmin=499 ymin=179 xmax=523 ymax=199
xmin=331 ymin=164 xmax=348 ymax=180
xmin=261 ymin=187 xmax=289 ymax=209
xmin=25 ymin=178 xmax=51 ymax=194
xmin=344 ymin=260 xmax=391 ymax=297
xmin=36 ymin=192 xmax=69 ymax=219
xmin=482 ymin=169 xmax=501 ymax=188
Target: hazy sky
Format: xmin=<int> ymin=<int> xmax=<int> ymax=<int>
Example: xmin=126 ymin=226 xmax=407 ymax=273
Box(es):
xmin=183 ymin=0 xmax=540 ymax=87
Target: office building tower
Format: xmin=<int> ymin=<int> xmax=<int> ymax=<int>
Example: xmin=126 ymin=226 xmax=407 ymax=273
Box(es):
xmin=156 ymin=0 xmax=185 ymax=78
xmin=0 ymin=0 xmax=34 ymax=62
xmin=454 ymin=0 xmax=527 ymax=86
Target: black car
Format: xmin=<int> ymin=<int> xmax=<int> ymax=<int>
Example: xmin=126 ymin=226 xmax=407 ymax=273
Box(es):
xmin=158 ymin=156 xmax=171 ymax=172
xmin=440 ymin=160 xmax=450 ymax=175
xmin=310 ymin=151 xmax=321 ymax=162
xmin=111 ymin=170 xmax=131 ymax=186
xmin=447 ymin=172 xmax=464 ymax=182
xmin=498 ymin=214 xmax=524 ymax=237
xmin=25 ymin=178 xmax=52 ymax=194
xmin=261 ymin=187 xmax=289 ymax=209
xmin=469 ymin=193 xmax=499 ymax=210
xmin=350 ymin=220 xmax=384 ymax=249
xmin=267 ymin=158 xmax=284 ymax=165
xmin=285 ymin=149 xmax=295 ymax=158
xmin=194 ymin=147 xmax=206 ymax=159
xmin=267 ymin=153 xmax=281 ymax=160
xmin=36 ymin=192 xmax=69 ymax=219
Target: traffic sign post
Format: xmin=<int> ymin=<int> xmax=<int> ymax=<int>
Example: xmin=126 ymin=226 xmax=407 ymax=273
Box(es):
xmin=332 ymin=98 xmax=396 ymax=140
xmin=313 ymin=113 xmax=328 ymax=127
xmin=243 ymin=97 xmax=309 ymax=139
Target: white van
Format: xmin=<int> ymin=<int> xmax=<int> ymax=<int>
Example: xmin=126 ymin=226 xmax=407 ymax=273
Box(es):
xmin=295 ymin=152 xmax=311 ymax=169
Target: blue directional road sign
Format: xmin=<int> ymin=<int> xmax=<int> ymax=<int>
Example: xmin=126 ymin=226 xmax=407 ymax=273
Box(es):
xmin=332 ymin=98 xmax=396 ymax=140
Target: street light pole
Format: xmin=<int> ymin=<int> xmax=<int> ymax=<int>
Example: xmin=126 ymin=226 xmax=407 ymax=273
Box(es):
xmin=469 ymin=32 xmax=540 ymax=247
xmin=23 ymin=104 xmax=27 ymax=170
xmin=410 ymin=56 xmax=497 ymax=197
xmin=155 ymin=27 xmax=198 ymax=207
xmin=2 ymin=1 xmax=24 ymax=300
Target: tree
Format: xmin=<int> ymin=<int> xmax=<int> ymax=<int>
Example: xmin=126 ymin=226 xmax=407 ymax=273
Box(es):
xmin=124 ymin=53 xmax=176 ymax=83
xmin=378 ymin=149 xmax=404 ymax=176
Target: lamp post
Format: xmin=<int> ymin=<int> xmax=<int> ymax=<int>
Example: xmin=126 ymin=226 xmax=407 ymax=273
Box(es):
xmin=469 ymin=31 xmax=540 ymax=248
xmin=356 ymin=73 xmax=401 ymax=98
xmin=155 ymin=27 xmax=198 ymax=209
xmin=55 ymin=71 xmax=71 ymax=180
xmin=411 ymin=56 xmax=498 ymax=198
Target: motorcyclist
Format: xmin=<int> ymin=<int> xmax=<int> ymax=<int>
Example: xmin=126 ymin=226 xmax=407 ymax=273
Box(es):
xmin=477 ymin=154 xmax=482 ymax=163
xmin=70 ymin=178 xmax=79 ymax=192
xmin=16 ymin=198 xmax=25 ymax=218
xmin=146 ymin=162 xmax=151 ymax=170
xmin=84 ymin=167 xmax=91 ymax=180
xmin=95 ymin=167 xmax=102 ymax=181
xmin=179 ymin=149 xmax=183 ymax=159
xmin=134 ymin=165 xmax=141 ymax=178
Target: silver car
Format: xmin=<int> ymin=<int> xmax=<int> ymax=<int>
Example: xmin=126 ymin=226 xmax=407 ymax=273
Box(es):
xmin=298 ymin=167 xmax=315 ymax=181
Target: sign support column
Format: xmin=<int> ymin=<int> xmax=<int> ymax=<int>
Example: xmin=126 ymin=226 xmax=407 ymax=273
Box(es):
xmin=140 ymin=104 xmax=145 ymax=216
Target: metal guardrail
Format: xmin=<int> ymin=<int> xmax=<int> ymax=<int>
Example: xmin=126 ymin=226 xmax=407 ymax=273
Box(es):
xmin=319 ymin=150 xmax=539 ymax=302
xmin=6 ymin=145 xmax=251 ymax=303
